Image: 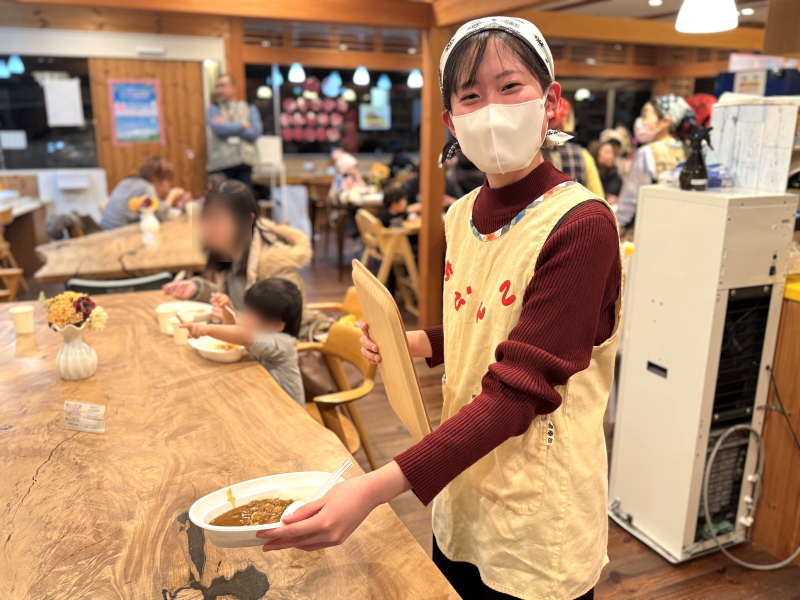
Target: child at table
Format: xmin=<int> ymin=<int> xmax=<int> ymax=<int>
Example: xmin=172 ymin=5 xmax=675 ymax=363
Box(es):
xmin=377 ymin=184 xmax=420 ymax=229
xmin=179 ymin=278 xmax=305 ymax=407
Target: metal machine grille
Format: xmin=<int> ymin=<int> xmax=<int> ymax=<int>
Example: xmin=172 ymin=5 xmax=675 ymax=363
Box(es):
xmin=695 ymin=430 xmax=750 ymax=542
xmin=711 ymin=286 xmax=771 ymax=426
xmin=693 ymin=285 xmax=771 ymax=542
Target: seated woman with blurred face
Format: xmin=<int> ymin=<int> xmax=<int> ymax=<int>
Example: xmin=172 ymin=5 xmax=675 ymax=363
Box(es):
xmin=162 ymin=180 xmax=312 ymax=317
xmin=100 ymin=156 xmax=187 ymax=230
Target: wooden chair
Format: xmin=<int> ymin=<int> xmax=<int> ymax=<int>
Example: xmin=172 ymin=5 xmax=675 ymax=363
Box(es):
xmin=298 ymin=323 xmax=379 ymax=470
xmin=0 ymin=268 xmax=24 ymax=302
xmin=355 ymin=208 xmax=419 ymax=316
xmin=307 ymin=286 xmax=364 ymax=321
xmin=0 ymin=209 xmax=29 ymax=293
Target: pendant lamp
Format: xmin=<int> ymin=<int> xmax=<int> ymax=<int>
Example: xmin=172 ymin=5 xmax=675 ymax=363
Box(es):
xmin=288 ymin=63 xmax=306 ymax=84
xmin=8 ymin=55 xmax=24 ymax=75
xmin=353 ymin=66 xmax=370 ymax=86
xmin=407 ymin=69 xmax=423 ymax=89
xmin=377 ymin=74 xmax=392 ymax=91
xmin=675 ymin=0 xmax=738 ymax=33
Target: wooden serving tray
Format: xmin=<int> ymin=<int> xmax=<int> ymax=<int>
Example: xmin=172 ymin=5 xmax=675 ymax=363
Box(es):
xmin=352 ymin=259 xmax=432 ymax=442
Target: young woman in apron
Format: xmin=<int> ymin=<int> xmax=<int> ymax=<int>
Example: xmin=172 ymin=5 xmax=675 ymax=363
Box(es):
xmin=258 ymin=17 xmax=623 ymax=600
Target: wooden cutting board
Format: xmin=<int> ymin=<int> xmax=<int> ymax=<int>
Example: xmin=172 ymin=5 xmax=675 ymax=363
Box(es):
xmin=352 ymin=259 xmax=432 ymax=442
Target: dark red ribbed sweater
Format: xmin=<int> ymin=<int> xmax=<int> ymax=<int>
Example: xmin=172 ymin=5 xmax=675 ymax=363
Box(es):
xmin=394 ymin=161 xmax=621 ymax=505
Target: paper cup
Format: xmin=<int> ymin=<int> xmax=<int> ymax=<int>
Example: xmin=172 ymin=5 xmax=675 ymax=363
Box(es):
xmin=171 ymin=317 xmax=189 ymax=345
xmin=156 ymin=305 xmax=178 ymax=335
xmin=9 ymin=306 xmax=34 ymax=335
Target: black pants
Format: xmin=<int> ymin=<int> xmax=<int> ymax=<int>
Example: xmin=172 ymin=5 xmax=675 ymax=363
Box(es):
xmin=433 ymin=537 xmax=595 ymax=600
xmin=212 ymin=164 xmax=252 ymax=189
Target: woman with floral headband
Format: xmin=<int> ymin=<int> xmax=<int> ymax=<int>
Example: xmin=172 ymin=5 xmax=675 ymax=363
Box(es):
xmin=258 ymin=17 xmax=623 ymax=600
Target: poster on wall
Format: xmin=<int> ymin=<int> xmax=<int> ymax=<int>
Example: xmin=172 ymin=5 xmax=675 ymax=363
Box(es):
xmin=107 ymin=79 xmax=165 ymax=145
xmin=358 ymin=104 xmax=391 ymax=131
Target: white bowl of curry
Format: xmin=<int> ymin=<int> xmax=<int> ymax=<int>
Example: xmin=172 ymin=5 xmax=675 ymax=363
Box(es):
xmin=189 ymin=471 xmax=345 ymax=548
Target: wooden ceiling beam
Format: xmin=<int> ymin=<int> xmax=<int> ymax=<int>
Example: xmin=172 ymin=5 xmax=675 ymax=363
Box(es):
xmin=12 ymin=0 xmax=434 ymax=29
xmin=242 ymin=45 xmax=422 ymax=72
xmin=432 ymin=0 xmax=563 ymax=27
xmin=507 ymin=9 xmax=764 ymax=50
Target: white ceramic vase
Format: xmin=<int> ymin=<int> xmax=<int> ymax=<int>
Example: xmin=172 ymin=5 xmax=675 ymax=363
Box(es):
xmin=55 ymin=323 xmax=98 ymax=381
xmin=140 ymin=207 xmax=160 ymax=246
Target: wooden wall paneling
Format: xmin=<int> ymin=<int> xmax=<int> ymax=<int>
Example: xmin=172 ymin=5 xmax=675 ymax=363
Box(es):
xmin=14 ymin=0 xmax=435 ymax=29
xmin=751 ymin=298 xmax=800 ymax=561
xmin=226 ymin=17 xmax=247 ymax=101
xmin=0 ymin=0 xmax=229 ymax=37
xmin=417 ymin=27 xmax=450 ymax=329
xmin=88 ymin=58 xmax=208 ymax=199
xmin=242 ymin=45 xmax=422 ymax=72
xmin=763 ymin=0 xmax=800 ymax=55
xmin=0 ymin=175 xmax=39 ymax=198
xmin=433 ymin=0 xmax=563 ymax=27
xmin=507 ymin=9 xmax=765 ymax=50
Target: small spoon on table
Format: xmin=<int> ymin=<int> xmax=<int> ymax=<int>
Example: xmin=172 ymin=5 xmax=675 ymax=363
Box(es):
xmin=280 ymin=458 xmax=352 ymax=523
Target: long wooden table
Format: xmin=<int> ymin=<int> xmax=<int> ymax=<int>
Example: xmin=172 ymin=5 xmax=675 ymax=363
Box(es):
xmin=0 ymin=291 xmax=458 ymax=599
xmin=34 ymin=216 xmax=206 ymax=283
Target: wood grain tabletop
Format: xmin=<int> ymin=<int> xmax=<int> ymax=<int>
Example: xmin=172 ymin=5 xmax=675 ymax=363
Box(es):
xmin=0 ymin=291 xmax=458 ymax=600
xmin=33 ymin=216 xmax=206 ymax=283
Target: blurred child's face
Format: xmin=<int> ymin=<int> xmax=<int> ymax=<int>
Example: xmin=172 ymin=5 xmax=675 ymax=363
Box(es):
xmin=201 ymin=204 xmax=240 ymax=255
xmin=597 ymin=144 xmax=616 ymax=168
xmin=442 ymin=38 xmax=561 ymax=140
xmin=242 ymin=309 xmax=285 ymax=334
xmin=154 ymin=178 xmax=172 ymax=199
xmin=390 ymin=198 xmax=408 ymax=214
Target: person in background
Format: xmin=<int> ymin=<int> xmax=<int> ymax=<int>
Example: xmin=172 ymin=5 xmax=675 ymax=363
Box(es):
xmin=387 ymin=141 xmax=418 ymax=177
xmin=593 ymin=141 xmax=623 ymax=204
xmin=616 ymin=94 xmax=694 ymax=238
xmin=543 ymin=98 xmax=605 ymax=198
xmin=599 ymin=127 xmax=632 ymax=181
xmin=162 ymin=180 xmax=311 ymax=316
xmin=179 ymin=278 xmax=305 ymax=407
xmin=207 ymin=73 xmax=263 ymax=188
xmin=378 ymin=184 xmax=420 ymax=229
xmin=100 ymin=156 xmax=186 ymax=230
xmin=686 ymin=93 xmax=717 ymax=129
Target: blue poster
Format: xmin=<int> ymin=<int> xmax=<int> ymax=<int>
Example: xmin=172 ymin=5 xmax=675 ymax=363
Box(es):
xmin=108 ymin=79 xmax=164 ymax=145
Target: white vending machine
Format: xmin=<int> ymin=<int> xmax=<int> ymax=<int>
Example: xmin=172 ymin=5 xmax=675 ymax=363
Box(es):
xmin=609 ymin=186 xmax=796 ymax=563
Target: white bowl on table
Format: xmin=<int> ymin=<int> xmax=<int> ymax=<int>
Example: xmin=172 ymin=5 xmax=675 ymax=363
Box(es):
xmin=155 ymin=301 xmax=212 ymax=334
xmin=189 ymin=336 xmax=245 ymax=363
xmin=189 ymin=471 xmax=345 ymax=548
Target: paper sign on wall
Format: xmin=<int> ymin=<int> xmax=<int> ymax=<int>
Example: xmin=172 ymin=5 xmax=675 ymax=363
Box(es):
xmin=64 ymin=400 xmax=107 ymax=434
xmin=733 ymin=71 xmax=767 ymax=96
xmin=42 ymin=78 xmax=86 ymax=128
xmin=108 ymin=79 xmax=165 ymax=145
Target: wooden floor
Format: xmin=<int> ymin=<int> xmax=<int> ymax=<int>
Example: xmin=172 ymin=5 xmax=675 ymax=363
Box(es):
xmin=18 ymin=235 xmax=800 ymax=600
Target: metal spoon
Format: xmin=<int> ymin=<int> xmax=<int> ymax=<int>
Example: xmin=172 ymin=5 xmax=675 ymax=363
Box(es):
xmin=280 ymin=458 xmax=352 ymax=523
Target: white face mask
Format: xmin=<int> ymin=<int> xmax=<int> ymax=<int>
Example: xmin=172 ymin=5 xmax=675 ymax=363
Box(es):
xmin=451 ymin=99 xmax=548 ymax=175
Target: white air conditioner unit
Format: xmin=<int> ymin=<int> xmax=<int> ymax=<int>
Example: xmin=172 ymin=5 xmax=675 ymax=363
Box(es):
xmin=609 ymin=186 xmax=796 ymax=563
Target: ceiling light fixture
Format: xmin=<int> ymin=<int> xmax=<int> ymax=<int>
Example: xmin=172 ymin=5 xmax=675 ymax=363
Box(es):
xmin=676 ymin=0 xmax=738 ymax=33
xmin=648 ymin=0 xmax=663 ymax=6
xmin=353 ymin=66 xmax=370 ymax=86
xmin=741 ymin=7 xmax=755 ymax=15
xmin=377 ymin=74 xmax=392 ymax=90
xmin=8 ymin=55 xmax=25 ymax=75
xmin=288 ymin=63 xmax=306 ymax=83
xmin=407 ymin=69 xmax=423 ymax=89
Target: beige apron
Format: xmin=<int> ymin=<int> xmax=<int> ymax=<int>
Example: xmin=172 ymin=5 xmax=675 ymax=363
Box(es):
xmin=433 ymin=181 xmax=624 ymax=600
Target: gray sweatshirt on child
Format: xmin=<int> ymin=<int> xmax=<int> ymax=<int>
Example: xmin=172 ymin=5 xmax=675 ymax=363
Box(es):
xmin=249 ymin=332 xmax=304 ymax=407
